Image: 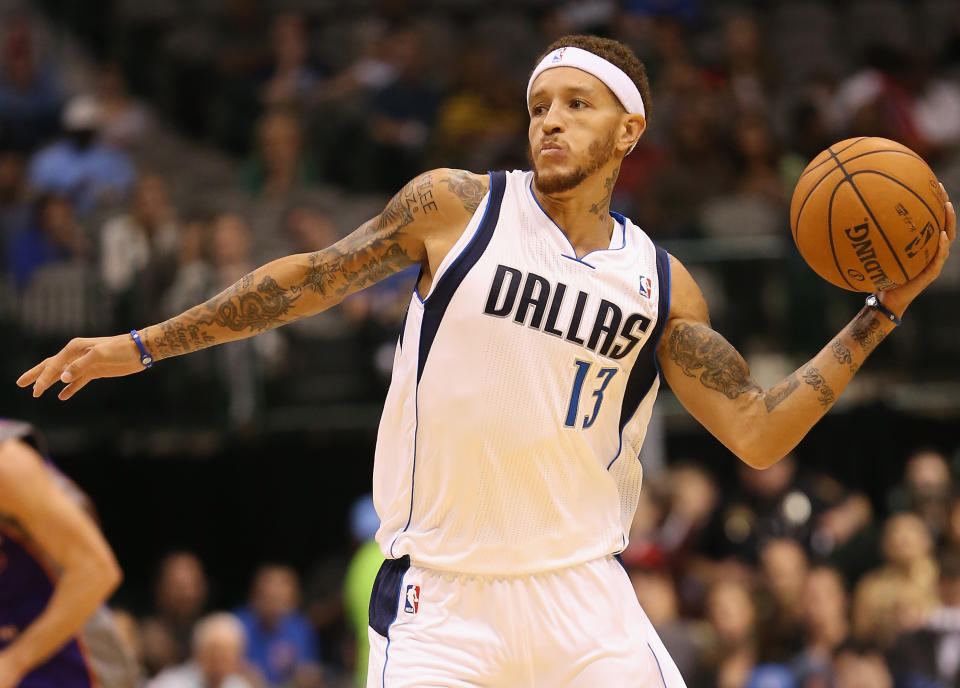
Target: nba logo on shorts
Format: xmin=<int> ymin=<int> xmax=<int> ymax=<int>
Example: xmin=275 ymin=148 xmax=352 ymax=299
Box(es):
xmin=404 ymin=584 xmax=420 ymax=613
xmin=638 ymin=275 xmax=653 ymax=299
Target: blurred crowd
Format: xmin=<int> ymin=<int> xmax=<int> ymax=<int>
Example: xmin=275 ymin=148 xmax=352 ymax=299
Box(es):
xmin=0 ymin=0 xmax=959 ymax=423
xmin=102 ymin=444 xmax=960 ymax=688
xmin=620 ymin=446 xmax=960 ymax=688
xmin=110 ymin=494 xmax=386 ymax=688
xmin=0 ymin=1 xmax=960 ymax=687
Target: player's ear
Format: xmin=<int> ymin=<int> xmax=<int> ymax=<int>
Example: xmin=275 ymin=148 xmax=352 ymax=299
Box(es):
xmin=618 ymin=114 xmax=646 ymax=153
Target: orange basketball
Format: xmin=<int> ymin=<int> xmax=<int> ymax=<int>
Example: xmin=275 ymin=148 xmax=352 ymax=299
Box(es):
xmin=789 ymin=137 xmax=945 ymax=292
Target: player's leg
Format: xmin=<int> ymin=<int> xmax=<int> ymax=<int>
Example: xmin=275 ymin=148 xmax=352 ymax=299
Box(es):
xmin=528 ymin=556 xmax=687 ymax=688
xmin=366 ymin=628 xmax=387 ymax=688
xmin=365 ymin=557 xmax=508 ymax=688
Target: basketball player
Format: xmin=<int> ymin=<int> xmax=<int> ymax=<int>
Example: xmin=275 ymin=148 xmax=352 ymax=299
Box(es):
xmin=0 ymin=419 xmax=138 ymax=688
xmin=18 ymin=35 xmax=956 ymax=686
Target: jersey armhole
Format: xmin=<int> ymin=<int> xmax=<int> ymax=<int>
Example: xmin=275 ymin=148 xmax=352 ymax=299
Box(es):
xmin=416 ymin=171 xmax=502 ymax=303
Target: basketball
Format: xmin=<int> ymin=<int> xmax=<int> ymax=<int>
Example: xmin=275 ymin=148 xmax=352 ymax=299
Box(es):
xmin=789 ymin=137 xmax=945 ymax=292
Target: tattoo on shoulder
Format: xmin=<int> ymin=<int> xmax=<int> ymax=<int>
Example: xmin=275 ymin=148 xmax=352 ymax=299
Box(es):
xmin=376 ymin=172 xmax=438 ymax=232
xmin=668 ymin=322 xmax=761 ymax=399
xmin=850 ymin=312 xmax=888 ymax=352
xmin=440 ymin=171 xmax=487 ymax=213
xmin=763 ymin=375 xmax=800 ymax=413
xmin=800 ymin=365 xmax=836 ymax=408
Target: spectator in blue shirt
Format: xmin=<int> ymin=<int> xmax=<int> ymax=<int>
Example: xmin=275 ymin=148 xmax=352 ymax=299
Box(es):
xmin=235 ymin=564 xmax=322 ymax=687
xmin=28 ymin=94 xmax=134 ymax=217
xmin=8 ymin=193 xmax=88 ymax=287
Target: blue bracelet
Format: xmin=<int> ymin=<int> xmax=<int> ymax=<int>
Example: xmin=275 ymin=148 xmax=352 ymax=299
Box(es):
xmin=130 ymin=330 xmax=154 ymax=368
xmin=865 ymin=294 xmax=901 ymax=326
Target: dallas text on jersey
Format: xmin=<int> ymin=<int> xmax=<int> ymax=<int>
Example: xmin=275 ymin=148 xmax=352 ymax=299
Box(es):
xmin=482 ymin=264 xmax=652 ymax=360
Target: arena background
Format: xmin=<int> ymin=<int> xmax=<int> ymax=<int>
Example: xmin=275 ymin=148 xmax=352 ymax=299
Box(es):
xmin=2 ymin=0 xmax=960 ymax=686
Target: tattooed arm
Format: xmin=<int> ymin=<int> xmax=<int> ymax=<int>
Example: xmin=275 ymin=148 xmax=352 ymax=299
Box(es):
xmin=18 ymin=169 xmax=490 ymax=400
xmin=657 ymin=227 xmax=953 ymax=469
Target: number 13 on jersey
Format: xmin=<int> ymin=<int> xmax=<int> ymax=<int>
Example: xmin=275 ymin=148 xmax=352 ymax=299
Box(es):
xmin=565 ymin=360 xmax=618 ymax=429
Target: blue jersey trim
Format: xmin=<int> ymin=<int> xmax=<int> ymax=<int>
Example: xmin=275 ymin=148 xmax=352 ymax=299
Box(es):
xmin=527 ymin=179 xmax=627 ymax=267
xmin=648 ymin=643 xmax=668 ymax=688
xmin=561 ymin=253 xmax=597 ymax=269
xmin=397 ymin=308 xmax=409 ymax=352
xmin=412 ymin=267 xmax=426 ymax=305
xmin=607 ymin=244 xmax=671 ymax=470
xmin=416 ymin=170 xmax=506 ymax=382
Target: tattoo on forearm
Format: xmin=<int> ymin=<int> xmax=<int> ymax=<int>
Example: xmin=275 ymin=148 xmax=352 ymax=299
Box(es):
xmin=830 ymin=337 xmax=859 ymax=374
xmin=440 ymin=171 xmax=486 ymax=213
xmin=850 ymin=312 xmax=888 ymax=352
xmin=208 ymin=276 xmax=297 ymax=332
xmin=801 ymin=365 xmax=836 ymax=408
xmin=145 ymin=175 xmax=426 ymax=357
xmin=668 ymin=323 xmax=761 ymax=399
xmin=830 ymin=338 xmax=851 ymax=366
xmin=147 ymin=321 xmax=216 ymax=355
xmin=763 ymin=375 xmax=800 ymax=412
xmin=146 ymin=275 xmax=303 ymax=355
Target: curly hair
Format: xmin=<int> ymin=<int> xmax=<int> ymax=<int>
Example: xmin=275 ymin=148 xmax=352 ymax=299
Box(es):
xmin=535 ymin=35 xmax=652 ymax=120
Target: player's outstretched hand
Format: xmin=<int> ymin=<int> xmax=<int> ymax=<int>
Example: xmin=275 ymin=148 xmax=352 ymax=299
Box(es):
xmin=16 ymin=334 xmax=144 ymax=401
xmin=880 ymin=183 xmax=956 ymax=317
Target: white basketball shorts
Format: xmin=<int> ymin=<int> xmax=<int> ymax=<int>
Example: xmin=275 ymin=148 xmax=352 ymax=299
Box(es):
xmin=366 ymin=555 xmax=686 ymax=687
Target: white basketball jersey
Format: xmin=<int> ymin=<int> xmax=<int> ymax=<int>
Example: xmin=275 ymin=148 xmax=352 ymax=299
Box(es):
xmin=373 ymin=170 xmax=671 ymax=575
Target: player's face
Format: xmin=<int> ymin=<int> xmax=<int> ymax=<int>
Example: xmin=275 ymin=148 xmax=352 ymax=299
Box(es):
xmin=527 ymin=67 xmax=627 ymax=194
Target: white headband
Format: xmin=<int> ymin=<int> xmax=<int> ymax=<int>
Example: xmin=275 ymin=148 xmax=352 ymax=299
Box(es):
xmin=526 ymin=46 xmax=646 ymax=119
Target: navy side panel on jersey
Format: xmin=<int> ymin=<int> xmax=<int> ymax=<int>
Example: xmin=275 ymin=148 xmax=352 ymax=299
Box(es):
xmin=369 ymin=555 xmax=412 ymax=637
xmin=618 ymin=245 xmax=671 ymax=431
xmin=417 ymin=171 xmax=507 ymax=382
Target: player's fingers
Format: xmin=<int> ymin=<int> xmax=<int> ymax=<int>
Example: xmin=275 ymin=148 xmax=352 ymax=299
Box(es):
xmin=945 ymin=201 xmax=956 ymax=243
xmin=29 ymin=338 xmax=92 ymax=397
xmin=17 ymin=360 xmax=50 ymax=387
xmin=58 ymin=376 xmax=92 ymax=401
xmin=928 ymin=231 xmax=951 ymax=278
xmin=60 ymin=349 xmax=98 ymax=385
xmin=32 ymin=361 xmax=69 ymax=398
xmin=24 ymin=338 xmax=91 ymax=397
xmin=906 ymin=231 xmax=950 ymax=292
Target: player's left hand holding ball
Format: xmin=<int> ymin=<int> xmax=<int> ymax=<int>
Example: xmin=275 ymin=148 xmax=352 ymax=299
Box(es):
xmin=16 ymin=334 xmax=143 ymax=400
xmin=880 ymin=183 xmax=956 ymax=319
